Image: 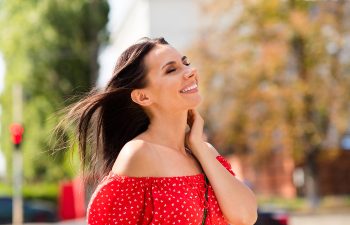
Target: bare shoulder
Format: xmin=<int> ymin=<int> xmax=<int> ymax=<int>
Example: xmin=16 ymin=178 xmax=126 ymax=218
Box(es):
xmin=111 ymin=139 xmax=158 ymax=177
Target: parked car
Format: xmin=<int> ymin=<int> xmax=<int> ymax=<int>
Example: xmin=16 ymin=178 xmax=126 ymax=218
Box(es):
xmin=0 ymin=197 xmax=58 ymax=224
xmin=255 ymin=208 xmax=289 ymax=225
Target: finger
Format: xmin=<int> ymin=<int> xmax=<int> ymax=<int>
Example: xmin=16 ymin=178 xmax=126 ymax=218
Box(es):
xmin=190 ymin=109 xmax=200 ymax=121
xmin=187 ymin=110 xmax=191 ymax=125
xmin=187 ymin=110 xmax=194 ymax=125
xmin=191 ymin=110 xmax=204 ymax=127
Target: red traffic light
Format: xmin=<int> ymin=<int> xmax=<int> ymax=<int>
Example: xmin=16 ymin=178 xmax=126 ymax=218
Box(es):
xmin=10 ymin=123 xmax=24 ymax=145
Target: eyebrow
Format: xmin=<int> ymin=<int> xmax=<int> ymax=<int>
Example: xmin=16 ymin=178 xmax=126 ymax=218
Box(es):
xmin=161 ymin=56 xmax=188 ymax=70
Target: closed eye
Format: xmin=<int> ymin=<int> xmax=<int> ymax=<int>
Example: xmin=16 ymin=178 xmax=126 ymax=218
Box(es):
xmin=166 ymin=68 xmax=176 ymax=74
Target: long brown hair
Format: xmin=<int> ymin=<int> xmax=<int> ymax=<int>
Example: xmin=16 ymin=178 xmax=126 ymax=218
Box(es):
xmin=61 ymin=37 xmax=168 ymax=182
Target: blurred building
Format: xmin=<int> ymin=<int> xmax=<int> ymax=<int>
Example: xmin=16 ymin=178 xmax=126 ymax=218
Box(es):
xmin=227 ymin=145 xmax=350 ymax=198
xmin=227 ymin=149 xmax=297 ymax=198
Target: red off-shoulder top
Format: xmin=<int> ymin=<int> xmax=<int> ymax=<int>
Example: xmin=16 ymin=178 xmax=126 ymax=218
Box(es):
xmin=87 ymin=155 xmax=235 ymax=225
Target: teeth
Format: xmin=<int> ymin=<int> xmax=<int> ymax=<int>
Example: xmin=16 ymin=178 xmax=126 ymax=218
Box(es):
xmin=180 ymin=83 xmax=197 ymax=93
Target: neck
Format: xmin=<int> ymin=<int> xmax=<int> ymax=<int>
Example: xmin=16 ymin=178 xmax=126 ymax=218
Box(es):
xmin=144 ymin=110 xmax=188 ymax=154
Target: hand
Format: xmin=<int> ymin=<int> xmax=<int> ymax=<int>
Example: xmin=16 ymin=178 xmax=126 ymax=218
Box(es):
xmin=185 ymin=109 xmax=205 ymax=154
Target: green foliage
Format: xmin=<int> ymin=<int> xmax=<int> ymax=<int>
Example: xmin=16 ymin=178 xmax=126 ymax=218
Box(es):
xmin=0 ymin=0 xmax=109 ymax=183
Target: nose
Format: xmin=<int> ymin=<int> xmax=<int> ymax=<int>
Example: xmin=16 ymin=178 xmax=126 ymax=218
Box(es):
xmin=184 ymin=67 xmax=197 ymax=79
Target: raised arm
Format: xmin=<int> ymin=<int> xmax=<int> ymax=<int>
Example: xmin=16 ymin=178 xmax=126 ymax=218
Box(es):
xmin=186 ymin=109 xmax=257 ymax=225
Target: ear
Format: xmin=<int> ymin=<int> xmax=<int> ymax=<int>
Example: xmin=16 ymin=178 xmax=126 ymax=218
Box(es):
xmin=131 ymin=89 xmax=152 ymax=106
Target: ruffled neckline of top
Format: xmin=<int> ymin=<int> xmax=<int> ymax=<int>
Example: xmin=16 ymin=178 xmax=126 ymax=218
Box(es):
xmin=108 ymin=171 xmax=205 ymax=181
xmin=105 ymin=155 xmax=227 ymax=182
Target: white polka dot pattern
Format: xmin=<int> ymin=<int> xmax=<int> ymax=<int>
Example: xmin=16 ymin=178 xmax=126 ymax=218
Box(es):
xmin=87 ymin=155 xmax=235 ymax=224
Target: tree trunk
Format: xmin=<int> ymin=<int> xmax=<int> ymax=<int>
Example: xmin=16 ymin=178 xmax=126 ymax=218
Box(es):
xmin=305 ymin=149 xmax=320 ymax=209
xmin=292 ymin=33 xmax=321 ymax=209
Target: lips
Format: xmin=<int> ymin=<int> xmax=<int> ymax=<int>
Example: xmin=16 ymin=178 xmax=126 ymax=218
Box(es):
xmin=179 ymin=82 xmax=198 ymax=93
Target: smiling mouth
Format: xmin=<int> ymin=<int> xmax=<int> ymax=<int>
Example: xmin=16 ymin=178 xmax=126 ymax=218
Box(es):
xmin=179 ymin=83 xmax=198 ymax=93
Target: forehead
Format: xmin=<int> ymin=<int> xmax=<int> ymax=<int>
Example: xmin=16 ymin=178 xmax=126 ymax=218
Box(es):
xmin=145 ymin=44 xmax=182 ymax=71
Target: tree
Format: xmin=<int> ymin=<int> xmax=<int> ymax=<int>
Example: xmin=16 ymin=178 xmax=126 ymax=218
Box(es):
xmin=0 ymin=0 xmax=109 ymax=182
xmin=189 ymin=0 xmax=350 ymax=208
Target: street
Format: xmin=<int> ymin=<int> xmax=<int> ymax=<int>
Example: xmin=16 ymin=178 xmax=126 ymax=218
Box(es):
xmin=24 ymin=212 xmax=350 ymax=225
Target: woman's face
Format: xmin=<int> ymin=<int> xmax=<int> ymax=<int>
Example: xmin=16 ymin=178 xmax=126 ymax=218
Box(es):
xmin=143 ymin=44 xmax=202 ymax=112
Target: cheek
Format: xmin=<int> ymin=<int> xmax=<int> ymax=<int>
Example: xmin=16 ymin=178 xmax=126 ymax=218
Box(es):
xmin=151 ymin=82 xmax=177 ymax=104
xmin=149 ymin=77 xmax=182 ymax=103
xmin=159 ymin=84 xmax=180 ymax=99
xmin=155 ymin=79 xmax=179 ymax=94
xmin=156 ymin=84 xmax=182 ymax=105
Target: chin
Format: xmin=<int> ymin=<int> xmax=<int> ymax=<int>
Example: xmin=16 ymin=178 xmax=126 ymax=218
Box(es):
xmin=188 ymin=95 xmax=202 ymax=107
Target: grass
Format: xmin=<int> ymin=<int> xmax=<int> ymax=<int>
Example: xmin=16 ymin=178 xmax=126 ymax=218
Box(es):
xmin=258 ymin=195 xmax=350 ymax=213
xmin=0 ymin=182 xmax=59 ymax=203
xmin=258 ymin=196 xmax=307 ymax=212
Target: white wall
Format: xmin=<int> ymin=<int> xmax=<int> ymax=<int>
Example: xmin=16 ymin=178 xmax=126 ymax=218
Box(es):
xmin=149 ymin=0 xmax=200 ymax=50
xmin=110 ymin=0 xmax=151 ymax=47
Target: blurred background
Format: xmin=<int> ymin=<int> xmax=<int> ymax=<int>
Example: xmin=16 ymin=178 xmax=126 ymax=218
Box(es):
xmin=1 ymin=0 xmax=350 ymax=225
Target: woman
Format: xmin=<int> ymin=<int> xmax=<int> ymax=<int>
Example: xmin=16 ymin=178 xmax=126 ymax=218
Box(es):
xmin=67 ymin=37 xmax=257 ymax=224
